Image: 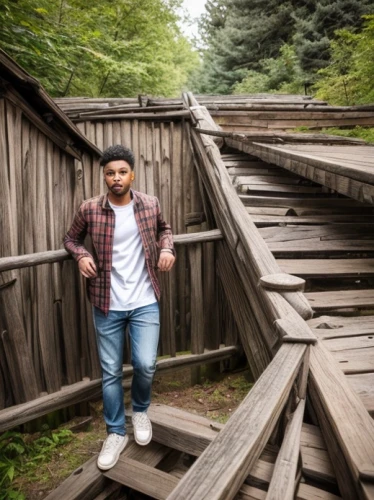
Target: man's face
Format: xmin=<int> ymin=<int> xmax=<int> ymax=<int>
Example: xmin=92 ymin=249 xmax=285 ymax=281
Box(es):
xmin=103 ymin=160 xmax=134 ymax=198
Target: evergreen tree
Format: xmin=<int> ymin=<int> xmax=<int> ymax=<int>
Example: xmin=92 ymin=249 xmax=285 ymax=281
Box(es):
xmin=191 ymin=0 xmax=374 ymax=95
xmin=293 ymin=0 xmax=374 ymax=75
xmin=193 ymin=0 xmax=298 ymax=94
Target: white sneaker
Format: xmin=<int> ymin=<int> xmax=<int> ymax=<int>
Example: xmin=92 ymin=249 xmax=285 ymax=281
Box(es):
xmin=132 ymin=412 xmax=152 ymax=446
xmin=97 ymin=433 xmax=128 ymax=470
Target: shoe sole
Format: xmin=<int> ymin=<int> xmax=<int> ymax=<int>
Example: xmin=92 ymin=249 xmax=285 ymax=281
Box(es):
xmin=97 ymin=436 xmax=128 ymax=471
xmin=134 ymin=428 xmax=152 ymax=446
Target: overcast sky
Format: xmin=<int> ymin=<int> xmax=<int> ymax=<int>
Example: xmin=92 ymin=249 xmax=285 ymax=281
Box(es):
xmin=179 ymin=0 xmax=207 ymax=40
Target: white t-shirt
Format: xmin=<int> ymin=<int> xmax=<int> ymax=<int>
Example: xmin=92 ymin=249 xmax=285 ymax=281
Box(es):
xmin=109 ymin=200 xmax=156 ymax=310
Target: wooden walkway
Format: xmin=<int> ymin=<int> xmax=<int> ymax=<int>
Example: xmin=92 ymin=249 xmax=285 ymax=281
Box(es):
xmin=226 ymin=140 xmax=374 ymax=205
xmin=47 ymin=405 xmax=343 ymax=500
xmin=48 ymin=99 xmax=374 ymax=500
xmin=222 ymin=149 xmax=374 ymax=420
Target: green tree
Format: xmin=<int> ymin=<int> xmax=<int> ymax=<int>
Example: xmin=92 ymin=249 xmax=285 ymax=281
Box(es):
xmin=191 ymin=0 xmax=374 ymax=95
xmin=314 ymin=15 xmax=374 ymax=105
xmin=0 ymin=0 xmax=199 ymax=97
xmin=233 ymin=44 xmax=305 ymax=94
xmin=193 ymin=0 xmax=298 ymax=94
xmin=293 ymin=0 xmax=374 ymax=76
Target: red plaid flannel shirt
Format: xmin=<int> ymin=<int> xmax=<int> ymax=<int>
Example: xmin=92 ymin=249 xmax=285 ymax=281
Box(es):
xmin=64 ymin=189 xmax=174 ymax=315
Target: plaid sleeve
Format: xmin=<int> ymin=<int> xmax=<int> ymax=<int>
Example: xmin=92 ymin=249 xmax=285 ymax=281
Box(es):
xmin=156 ymin=199 xmax=175 ymax=255
xmin=63 ymin=205 xmax=93 ymax=262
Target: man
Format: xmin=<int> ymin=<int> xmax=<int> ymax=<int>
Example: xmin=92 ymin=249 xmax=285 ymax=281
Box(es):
xmin=64 ymin=144 xmax=175 ymax=470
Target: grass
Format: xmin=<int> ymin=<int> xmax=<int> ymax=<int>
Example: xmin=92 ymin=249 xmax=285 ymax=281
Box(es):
xmin=2 ymin=367 xmax=253 ymax=498
xmin=294 ymin=125 xmax=374 ymax=143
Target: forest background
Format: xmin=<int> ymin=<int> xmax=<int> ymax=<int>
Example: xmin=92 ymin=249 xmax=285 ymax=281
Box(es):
xmin=1 ymin=0 xmax=374 ymax=105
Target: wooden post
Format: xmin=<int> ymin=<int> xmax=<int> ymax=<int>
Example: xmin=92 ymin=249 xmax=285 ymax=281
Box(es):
xmin=188 ymin=241 xmax=204 ymax=385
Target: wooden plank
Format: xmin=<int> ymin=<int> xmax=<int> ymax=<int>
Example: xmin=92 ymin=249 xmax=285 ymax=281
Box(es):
xmin=278 ymin=259 xmax=374 ymax=278
xmin=307 ymin=315 xmax=374 ymax=340
xmin=241 ymin=184 xmax=325 ymax=195
xmin=0 ymin=99 xmax=39 ymax=403
xmin=309 ymin=341 xmax=374 ymax=497
xmin=323 ymin=335 xmax=374 ymax=352
xmin=46 ymin=441 xmax=169 ymax=500
xmin=239 ymin=194 xmax=368 ymax=209
xmin=301 ymin=423 xmax=326 ymax=451
xmin=105 ymin=456 xmax=178 ymax=499
xmin=232 ymin=141 xmax=374 ymax=205
xmin=305 ymin=289 xmax=374 ymax=312
xmin=238 ymin=483 xmax=342 ymax=500
xmin=253 ymin=215 xmax=374 ymax=226
xmin=148 ymin=403 xmax=223 ymax=456
xmin=217 ymin=242 xmax=272 ymax=376
xmin=192 ymin=118 xmax=313 ymax=329
xmin=347 ymin=373 xmax=374 ymax=416
xmin=0 ymin=346 xmax=239 ymax=432
xmin=295 ymin=484 xmax=342 ymax=500
xmin=0 ymin=230 xmax=223 ymax=272
xmin=167 ymin=343 xmax=306 ymax=500
xmin=44 ymin=455 xmax=108 ymax=500
xmin=259 ymin=224 xmax=374 ymax=243
xmin=301 ymin=446 xmax=337 ymax=485
xmin=308 ymin=315 xmax=374 ymax=330
xmin=330 ymin=347 xmax=374 ymax=375
xmin=266 ymin=399 xmax=306 ymax=500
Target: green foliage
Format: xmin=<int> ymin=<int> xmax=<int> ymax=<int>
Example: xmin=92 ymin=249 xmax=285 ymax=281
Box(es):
xmin=233 ymin=44 xmax=305 ymax=95
xmin=293 ymin=0 xmax=374 ymax=74
xmin=191 ymin=0 xmax=374 ymax=96
xmin=0 ymin=0 xmax=199 ymax=97
xmin=314 ymin=15 xmax=374 ymax=105
xmin=320 ymin=126 xmax=374 ymax=143
xmin=0 ymin=428 xmax=73 ymax=499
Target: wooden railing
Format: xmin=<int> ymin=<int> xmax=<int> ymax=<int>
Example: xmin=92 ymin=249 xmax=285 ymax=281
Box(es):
xmin=0 ymin=229 xmax=246 ymax=428
xmin=172 ymin=94 xmax=374 ymax=500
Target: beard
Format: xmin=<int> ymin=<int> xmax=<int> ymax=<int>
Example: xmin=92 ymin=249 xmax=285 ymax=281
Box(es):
xmin=108 ymin=183 xmax=131 ymax=197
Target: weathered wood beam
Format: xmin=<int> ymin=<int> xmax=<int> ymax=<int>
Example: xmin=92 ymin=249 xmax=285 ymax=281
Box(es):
xmin=0 ymin=346 xmax=239 ymax=432
xmin=189 ymin=108 xmax=314 ymax=328
xmin=309 ymin=341 xmax=374 ymax=499
xmin=72 ymin=110 xmax=191 ymax=122
xmin=167 ymin=343 xmax=306 ymax=500
xmin=44 ymin=455 xmax=109 ymax=500
xmin=194 ymin=127 xmax=366 ymax=145
xmin=266 ymin=399 xmax=306 ymax=500
xmin=0 ymin=229 xmax=223 ymax=272
xmin=46 ymin=441 xmax=170 ymax=500
xmin=216 ymin=242 xmax=272 ymax=377
xmin=228 ymin=139 xmax=374 ymax=205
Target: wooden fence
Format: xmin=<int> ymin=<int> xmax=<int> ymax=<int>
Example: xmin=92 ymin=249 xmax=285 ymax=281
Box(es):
xmin=0 ymin=104 xmax=241 ymax=414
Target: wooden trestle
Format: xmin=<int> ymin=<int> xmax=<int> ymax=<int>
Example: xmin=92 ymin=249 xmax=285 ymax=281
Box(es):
xmin=46 ymin=95 xmax=374 ymax=500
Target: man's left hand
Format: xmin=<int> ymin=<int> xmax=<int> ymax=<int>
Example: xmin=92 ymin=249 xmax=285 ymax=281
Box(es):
xmin=158 ymin=251 xmax=175 ymax=272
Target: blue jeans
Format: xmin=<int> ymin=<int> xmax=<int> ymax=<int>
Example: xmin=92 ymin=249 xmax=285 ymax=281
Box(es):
xmin=93 ymin=302 xmax=160 ymax=436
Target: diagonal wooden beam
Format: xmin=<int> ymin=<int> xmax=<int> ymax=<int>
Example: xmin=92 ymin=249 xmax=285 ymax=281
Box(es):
xmin=309 ymin=341 xmax=374 ymax=499
xmin=266 ymin=399 xmax=306 ymax=500
xmin=166 ymin=343 xmax=306 ymax=500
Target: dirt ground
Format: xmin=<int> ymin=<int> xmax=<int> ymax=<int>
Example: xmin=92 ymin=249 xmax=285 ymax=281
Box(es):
xmin=13 ymin=365 xmax=253 ymax=499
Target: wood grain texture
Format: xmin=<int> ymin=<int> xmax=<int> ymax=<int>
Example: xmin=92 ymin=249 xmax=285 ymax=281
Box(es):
xmin=0 ymin=346 xmax=239 ymax=431
xmin=167 ymin=343 xmax=306 ymax=500
xmin=260 ymin=273 xmax=305 ymax=291
xmin=266 ymin=399 xmax=306 ymax=500
xmin=309 ymin=341 xmax=374 ymax=496
xmin=227 ymin=139 xmax=374 ymax=204
xmin=305 ymin=289 xmax=374 ymax=312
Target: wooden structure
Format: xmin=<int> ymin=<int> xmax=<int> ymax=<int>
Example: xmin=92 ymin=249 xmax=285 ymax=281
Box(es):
xmin=1 ymin=52 xmax=374 ymax=498
xmin=0 ymin=53 xmax=239 ymax=417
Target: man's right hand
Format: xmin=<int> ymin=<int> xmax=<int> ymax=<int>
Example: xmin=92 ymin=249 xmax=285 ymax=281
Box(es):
xmin=78 ymin=257 xmax=97 ymax=278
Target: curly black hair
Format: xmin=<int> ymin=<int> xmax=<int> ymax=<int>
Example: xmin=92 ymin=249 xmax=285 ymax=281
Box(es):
xmin=100 ymin=145 xmax=135 ymax=169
